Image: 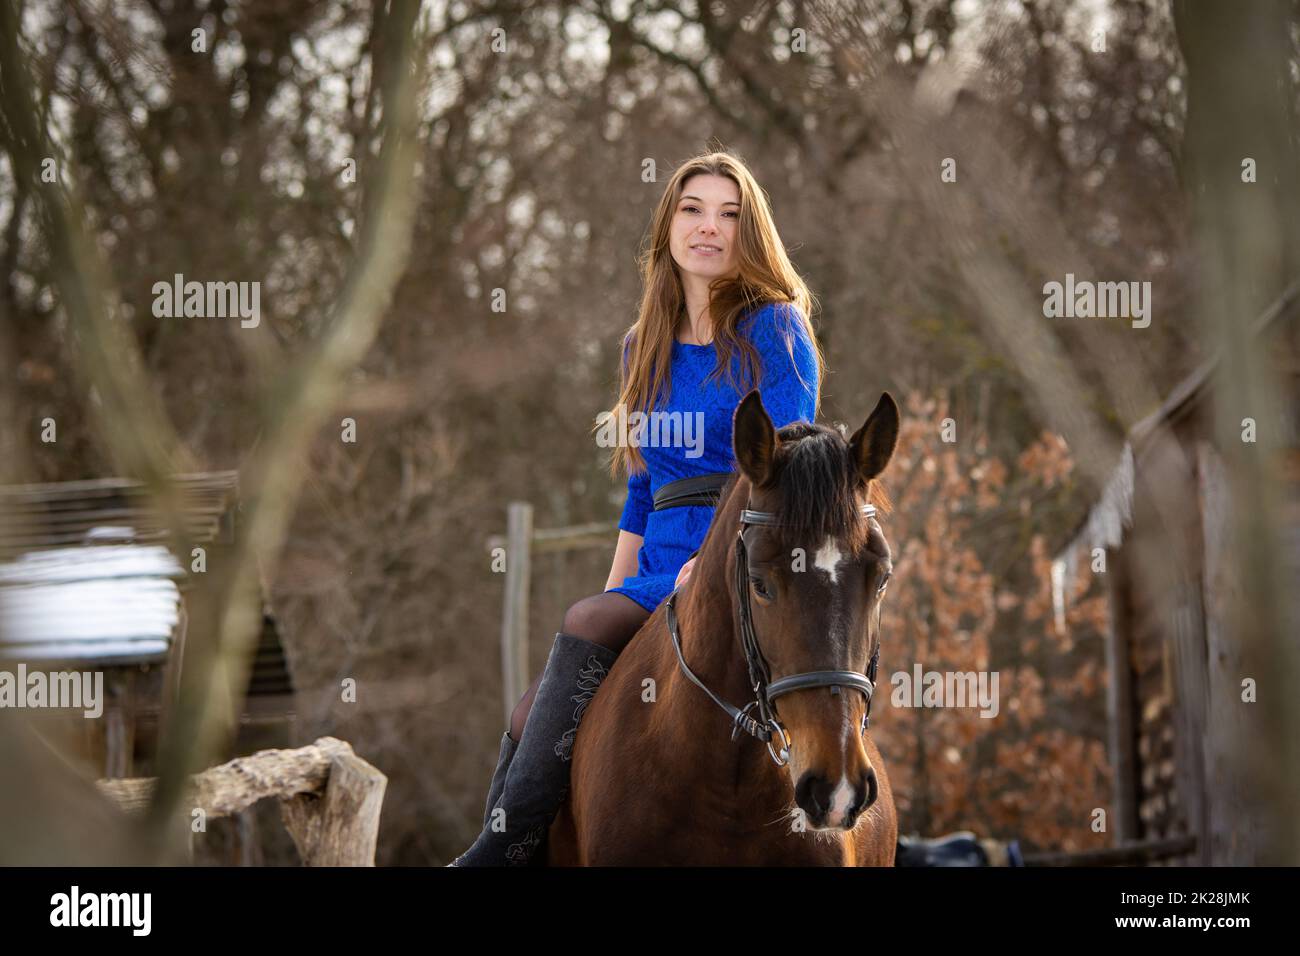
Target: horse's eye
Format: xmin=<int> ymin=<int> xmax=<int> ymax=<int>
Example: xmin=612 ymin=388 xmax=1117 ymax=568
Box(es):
xmin=750 ymin=575 xmax=772 ymax=600
xmin=875 ymin=570 xmax=892 ymax=596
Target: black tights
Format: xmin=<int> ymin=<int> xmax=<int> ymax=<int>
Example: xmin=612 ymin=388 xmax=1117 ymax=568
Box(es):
xmin=508 ymin=591 xmax=651 ymax=742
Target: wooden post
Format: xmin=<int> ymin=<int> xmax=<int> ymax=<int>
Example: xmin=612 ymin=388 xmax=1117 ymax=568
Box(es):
xmin=1168 ymin=578 xmax=1210 ymax=864
xmin=501 ymin=501 xmax=533 ymax=727
xmin=1103 ymin=547 xmax=1139 ymax=843
xmin=236 ymin=807 xmax=261 ymax=866
xmin=1197 ymin=442 xmax=1254 ymax=864
xmin=280 ymin=751 xmax=387 ymax=866
xmin=103 ymin=670 xmax=135 ymax=779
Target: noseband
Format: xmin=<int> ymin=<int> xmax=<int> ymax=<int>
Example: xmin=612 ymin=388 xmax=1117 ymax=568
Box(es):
xmin=663 ymin=493 xmax=881 ymax=768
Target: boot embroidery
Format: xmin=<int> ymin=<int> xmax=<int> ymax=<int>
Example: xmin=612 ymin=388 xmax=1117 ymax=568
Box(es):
xmin=505 ymin=824 xmax=545 ymax=865
xmin=555 ymin=655 xmax=610 ymax=761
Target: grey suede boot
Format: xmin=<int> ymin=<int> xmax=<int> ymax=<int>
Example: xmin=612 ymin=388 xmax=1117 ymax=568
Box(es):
xmin=450 ymin=631 xmax=619 ymax=866
xmin=482 ymin=731 xmax=518 ymax=828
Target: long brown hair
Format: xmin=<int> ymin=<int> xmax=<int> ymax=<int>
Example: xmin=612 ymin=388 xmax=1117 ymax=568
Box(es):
xmin=601 ymin=149 xmax=826 ymax=478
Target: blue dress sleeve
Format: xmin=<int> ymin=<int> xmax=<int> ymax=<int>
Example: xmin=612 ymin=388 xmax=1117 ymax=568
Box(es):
xmin=615 ymin=333 xmax=653 ymax=536
xmin=750 ymin=302 xmax=819 ymax=428
xmin=618 ymin=467 xmax=652 ymax=536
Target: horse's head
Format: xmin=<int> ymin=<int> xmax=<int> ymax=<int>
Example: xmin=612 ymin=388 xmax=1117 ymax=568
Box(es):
xmin=731 ymin=389 xmax=899 ymax=831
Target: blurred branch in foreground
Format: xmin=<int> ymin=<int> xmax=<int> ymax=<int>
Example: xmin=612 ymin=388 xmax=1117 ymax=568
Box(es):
xmin=1173 ymin=0 xmax=1300 ymax=865
xmin=0 ymin=0 xmax=424 ymax=862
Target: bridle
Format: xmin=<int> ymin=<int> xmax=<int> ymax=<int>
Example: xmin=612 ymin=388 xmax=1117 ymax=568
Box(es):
xmin=663 ymin=496 xmax=882 ymax=768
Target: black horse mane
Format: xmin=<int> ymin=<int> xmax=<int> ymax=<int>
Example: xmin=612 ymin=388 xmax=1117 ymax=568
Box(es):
xmin=763 ymin=421 xmax=876 ymax=554
xmin=696 ymin=421 xmax=886 ymax=582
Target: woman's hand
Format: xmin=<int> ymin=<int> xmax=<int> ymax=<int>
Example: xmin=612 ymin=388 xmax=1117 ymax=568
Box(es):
xmin=674 ymin=557 xmax=697 ymax=589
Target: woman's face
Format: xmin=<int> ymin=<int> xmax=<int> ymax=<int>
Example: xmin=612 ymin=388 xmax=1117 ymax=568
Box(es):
xmin=669 ymin=174 xmax=741 ymax=284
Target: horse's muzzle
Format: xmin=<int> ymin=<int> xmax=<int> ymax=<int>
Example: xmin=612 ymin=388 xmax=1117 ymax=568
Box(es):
xmin=794 ymin=766 xmax=879 ymax=830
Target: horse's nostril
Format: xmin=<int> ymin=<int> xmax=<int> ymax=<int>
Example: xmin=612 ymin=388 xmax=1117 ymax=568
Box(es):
xmin=849 ymin=768 xmax=879 ymax=820
xmin=794 ymin=772 xmax=832 ymax=820
xmin=861 ymin=767 xmax=879 ymax=811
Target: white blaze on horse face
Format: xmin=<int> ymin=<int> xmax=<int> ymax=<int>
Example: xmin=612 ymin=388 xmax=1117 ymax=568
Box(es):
xmin=827 ymin=708 xmax=853 ymax=827
xmin=814 ymin=537 xmax=846 ymax=584
xmin=828 ymin=774 xmax=856 ymax=828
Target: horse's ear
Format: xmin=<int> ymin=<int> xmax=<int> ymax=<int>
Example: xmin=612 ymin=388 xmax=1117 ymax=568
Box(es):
xmin=849 ymin=392 xmax=900 ymax=484
xmin=733 ymin=389 xmax=779 ymax=489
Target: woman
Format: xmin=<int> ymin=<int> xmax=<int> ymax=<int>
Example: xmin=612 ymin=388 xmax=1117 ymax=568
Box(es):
xmin=451 ymin=149 xmax=826 ymax=866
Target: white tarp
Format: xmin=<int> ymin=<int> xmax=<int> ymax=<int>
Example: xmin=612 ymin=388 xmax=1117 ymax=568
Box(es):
xmin=0 ymin=539 xmax=182 ymax=661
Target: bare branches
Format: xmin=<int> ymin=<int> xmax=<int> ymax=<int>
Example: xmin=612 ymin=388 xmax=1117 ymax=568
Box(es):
xmin=146 ymin=0 xmax=426 ymax=839
xmin=0 ymin=0 xmax=426 ymax=862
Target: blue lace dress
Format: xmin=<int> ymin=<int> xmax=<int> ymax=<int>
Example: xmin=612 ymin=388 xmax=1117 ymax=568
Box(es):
xmin=607 ymin=301 xmax=820 ymax=613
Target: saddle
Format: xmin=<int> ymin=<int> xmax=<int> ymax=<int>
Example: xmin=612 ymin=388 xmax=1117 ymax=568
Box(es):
xmin=895 ymin=831 xmax=1025 ymax=867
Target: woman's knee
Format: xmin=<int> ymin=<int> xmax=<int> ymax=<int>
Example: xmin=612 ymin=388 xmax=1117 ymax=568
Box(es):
xmin=561 ymin=593 xmax=646 ymax=652
xmin=561 ymin=596 xmax=617 ymax=648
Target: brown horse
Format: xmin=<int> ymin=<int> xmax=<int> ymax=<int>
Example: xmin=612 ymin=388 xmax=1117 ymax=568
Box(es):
xmin=548 ymin=390 xmax=900 ymax=865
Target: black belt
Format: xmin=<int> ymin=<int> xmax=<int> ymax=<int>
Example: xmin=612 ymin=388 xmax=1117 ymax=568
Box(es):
xmin=653 ymin=471 xmax=734 ymax=511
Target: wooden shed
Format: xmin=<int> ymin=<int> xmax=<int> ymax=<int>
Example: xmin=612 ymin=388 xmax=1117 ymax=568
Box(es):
xmin=1051 ymin=285 xmax=1300 ymax=864
xmin=0 ymin=471 xmax=296 ymax=780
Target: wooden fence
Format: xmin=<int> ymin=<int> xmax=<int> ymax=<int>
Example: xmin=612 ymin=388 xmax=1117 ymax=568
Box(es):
xmin=97 ymin=736 xmax=386 ymax=866
xmin=486 ymin=502 xmax=617 ymax=726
